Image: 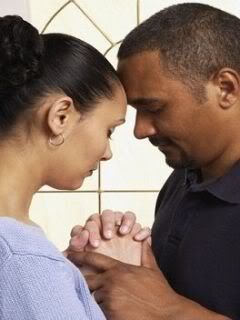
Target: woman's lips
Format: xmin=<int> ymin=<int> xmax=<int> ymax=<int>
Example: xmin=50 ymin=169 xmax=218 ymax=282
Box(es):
xmin=87 ymin=167 xmax=98 ymax=176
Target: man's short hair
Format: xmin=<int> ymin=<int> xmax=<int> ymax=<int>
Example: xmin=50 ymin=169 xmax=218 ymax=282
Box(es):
xmin=118 ymin=3 xmax=240 ymax=101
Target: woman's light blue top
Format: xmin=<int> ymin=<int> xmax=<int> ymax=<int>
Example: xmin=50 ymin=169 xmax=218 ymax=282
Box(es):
xmin=0 ymin=217 xmax=105 ymax=320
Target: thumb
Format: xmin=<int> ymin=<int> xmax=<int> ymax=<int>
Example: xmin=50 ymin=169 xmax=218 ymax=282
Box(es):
xmin=68 ymin=251 xmax=119 ymax=271
xmin=141 ymin=239 xmax=159 ymax=270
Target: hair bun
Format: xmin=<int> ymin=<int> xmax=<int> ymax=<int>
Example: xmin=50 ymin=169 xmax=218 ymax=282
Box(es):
xmin=0 ymin=15 xmax=44 ymax=90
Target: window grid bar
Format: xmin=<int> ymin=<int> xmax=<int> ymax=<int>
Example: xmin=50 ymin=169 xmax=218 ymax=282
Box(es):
xmin=37 ymin=190 xmax=160 ymax=193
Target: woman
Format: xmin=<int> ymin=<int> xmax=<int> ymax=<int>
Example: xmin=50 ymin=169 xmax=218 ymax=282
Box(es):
xmin=0 ymin=15 xmax=145 ymax=319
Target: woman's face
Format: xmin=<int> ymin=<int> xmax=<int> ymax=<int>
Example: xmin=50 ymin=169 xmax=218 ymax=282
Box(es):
xmin=49 ymin=85 xmax=127 ymax=190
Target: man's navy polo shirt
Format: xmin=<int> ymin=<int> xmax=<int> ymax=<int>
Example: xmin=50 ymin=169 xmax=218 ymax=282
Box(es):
xmin=152 ymin=163 xmax=240 ymax=319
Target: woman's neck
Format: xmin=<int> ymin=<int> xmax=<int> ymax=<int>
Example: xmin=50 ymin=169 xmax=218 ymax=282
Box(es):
xmin=0 ymin=142 xmax=44 ymax=225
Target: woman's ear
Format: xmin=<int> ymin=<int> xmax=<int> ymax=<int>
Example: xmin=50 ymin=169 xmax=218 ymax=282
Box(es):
xmin=47 ymin=95 xmax=80 ymax=136
xmin=213 ymin=68 xmax=240 ymax=109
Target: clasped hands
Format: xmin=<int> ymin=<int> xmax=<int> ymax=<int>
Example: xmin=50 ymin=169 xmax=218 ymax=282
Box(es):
xmin=63 ymin=210 xmax=191 ymax=320
xmin=65 ymin=211 xmax=229 ymax=320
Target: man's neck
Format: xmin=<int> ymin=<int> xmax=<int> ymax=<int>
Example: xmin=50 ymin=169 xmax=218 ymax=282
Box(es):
xmin=201 ymin=156 xmax=240 ymax=182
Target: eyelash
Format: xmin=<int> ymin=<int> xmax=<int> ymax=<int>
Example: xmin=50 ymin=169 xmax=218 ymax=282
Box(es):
xmin=147 ymin=107 xmax=164 ymax=114
xmin=108 ymin=128 xmax=115 ymax=139
xmin=147 ymin=110 xmax=159 ymax=114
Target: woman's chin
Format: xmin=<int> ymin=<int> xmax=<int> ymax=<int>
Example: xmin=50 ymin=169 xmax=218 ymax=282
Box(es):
xmin=69 ymin=179 xmax=84 ymax=190
xmin=49 ymin=179 xmax=84 ymax=191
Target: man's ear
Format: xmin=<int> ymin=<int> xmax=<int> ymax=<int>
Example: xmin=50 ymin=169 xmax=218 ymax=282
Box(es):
xmin=47 ymin=96 xmax=80 ymax=136
xmin=213 ymin=68 xmax=240 ymax=109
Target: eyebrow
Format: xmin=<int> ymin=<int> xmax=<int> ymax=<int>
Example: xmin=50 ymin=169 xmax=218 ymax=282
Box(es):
xmin=127 ymin=97 xmax=164 ymax=107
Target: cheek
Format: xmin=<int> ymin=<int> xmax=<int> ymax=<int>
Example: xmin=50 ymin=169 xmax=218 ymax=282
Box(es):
xmin=83 ymin=136 xmax=108 ymax=161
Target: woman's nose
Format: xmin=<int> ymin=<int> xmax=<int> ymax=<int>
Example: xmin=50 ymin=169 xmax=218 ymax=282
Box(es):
xmin=101 ymin=141 xmax=113 ymax=161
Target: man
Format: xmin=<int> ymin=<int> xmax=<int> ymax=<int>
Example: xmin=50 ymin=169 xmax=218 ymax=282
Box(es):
xmin=69 ymin=3 xmax=240 ymax=319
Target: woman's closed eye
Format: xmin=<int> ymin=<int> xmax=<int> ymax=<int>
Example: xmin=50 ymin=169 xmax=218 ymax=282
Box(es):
xmin=108 ymin=127 xmax=115 ymax=139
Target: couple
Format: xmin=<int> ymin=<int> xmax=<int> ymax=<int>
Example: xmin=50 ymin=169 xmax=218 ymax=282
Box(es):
xmin=0 ymin=2 xmax=240 ymax=320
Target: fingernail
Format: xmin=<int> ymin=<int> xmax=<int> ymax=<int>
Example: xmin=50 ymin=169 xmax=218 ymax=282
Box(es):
xmin=105 ymin=230 xmax=112 ymax=239
xmin=92 ymin=240 xmax=100 ymax=247
xmin=120 ymin=225 xmax=129 ymax=234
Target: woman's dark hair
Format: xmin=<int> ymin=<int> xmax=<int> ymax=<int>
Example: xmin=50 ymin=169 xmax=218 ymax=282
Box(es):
xmin=0 ymin=15 xmax=120 ymax=134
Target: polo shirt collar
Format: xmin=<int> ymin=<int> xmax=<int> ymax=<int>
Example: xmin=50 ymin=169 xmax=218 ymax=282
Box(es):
xmin=185 ymin=161 xmax=240 ymax=204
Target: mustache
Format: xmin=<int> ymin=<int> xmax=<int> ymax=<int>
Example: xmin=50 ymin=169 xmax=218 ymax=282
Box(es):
xmin=149 ymin=136 xmax=172 ymax=147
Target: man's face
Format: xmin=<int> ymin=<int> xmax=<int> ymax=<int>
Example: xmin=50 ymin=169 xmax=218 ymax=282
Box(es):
xmin=117 ymin=51 xmax=228 ymax=170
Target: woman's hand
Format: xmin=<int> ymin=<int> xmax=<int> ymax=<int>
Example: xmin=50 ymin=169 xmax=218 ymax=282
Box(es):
xmin=80 ymin=226 xmax=142 ymax=275
xmin=85 ymin=227 xmax=142 ymax=265
xmin=66 ymin=210 xmax=151 ymax=253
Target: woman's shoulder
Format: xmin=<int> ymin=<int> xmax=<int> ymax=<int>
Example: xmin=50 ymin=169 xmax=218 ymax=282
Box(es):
xmin=0 ymin=217 xmax=106 ymax=320
xmin=0 ymin=217 xmax=64 ymax=264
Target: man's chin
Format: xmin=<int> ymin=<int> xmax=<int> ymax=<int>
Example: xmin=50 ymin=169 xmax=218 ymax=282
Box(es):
xmin=165 ymin=157 xmax=194 ymax=169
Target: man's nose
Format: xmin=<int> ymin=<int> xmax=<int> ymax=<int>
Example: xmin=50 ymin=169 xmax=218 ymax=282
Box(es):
xmin=134 ymin=112 xmax=157 ymax=139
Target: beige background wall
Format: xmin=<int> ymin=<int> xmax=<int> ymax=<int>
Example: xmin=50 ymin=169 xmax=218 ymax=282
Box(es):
xmin=1 ymin=0 xmax=239 ymax=250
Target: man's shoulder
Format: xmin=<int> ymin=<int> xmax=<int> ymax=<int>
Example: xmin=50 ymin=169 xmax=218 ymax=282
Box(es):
xmin=159 ymin=169 xmax=185 ymax=196
xmin=155 ymin=169 xmax=185 ymax=212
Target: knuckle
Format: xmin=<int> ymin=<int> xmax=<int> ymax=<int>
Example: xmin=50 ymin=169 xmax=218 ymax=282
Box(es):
xmin=134 ymin=222 xmax=142 ymax=229
xmin=102 ymin=211 xmax=115 ymax=222
xmin=87 ymin=213 xmax=100 ymax=222
xmin=125 ymin=211 xmax=136 ymax=218
xmin=124 ymin=211 xmax=136 ymax=222
xmin=102 ymin=209 xmax=114 ymax=216
xmin=114 ymin=211 xmax=124 ymax=216
xmin=143 ymin=227 xmax=151 ymax=234
xmin=70 ymin=225 xmax=82 ymax=237
xmin=86 ymin=220 xmax=98 ymax=230
xmin=105 ymin=222 xmax=114 ymax=228
xmin=90 ymin=232 xmax=100 ymax=240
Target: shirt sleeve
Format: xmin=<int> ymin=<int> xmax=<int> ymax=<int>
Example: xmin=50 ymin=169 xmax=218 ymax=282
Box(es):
xmin=0 ymin=253 xmax=91 ymax=320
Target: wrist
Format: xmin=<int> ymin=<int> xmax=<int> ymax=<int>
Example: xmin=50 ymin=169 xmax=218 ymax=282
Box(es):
xmin=175 ymin=295 xmax=231 ymax=320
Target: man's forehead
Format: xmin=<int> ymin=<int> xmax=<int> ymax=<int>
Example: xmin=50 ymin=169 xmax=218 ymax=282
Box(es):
xmin=117 ymin=51 xmax=161 ymax=74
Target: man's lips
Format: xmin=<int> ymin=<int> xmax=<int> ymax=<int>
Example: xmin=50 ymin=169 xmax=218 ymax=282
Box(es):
xmin=149 ymin=137 xmax=171 ymax=147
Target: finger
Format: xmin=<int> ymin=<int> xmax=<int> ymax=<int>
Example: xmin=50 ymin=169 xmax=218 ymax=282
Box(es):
xmin=68 ymin=251 xmax=119 ymax=271
xmin=114 ymin=211 xmax=123 ymax=226
xmin=134 ymin=227 xmax=151 ymax=241
xmin=119 ymin=211 xmax=136 ymax=234
xmin=93 ymin=288 xmax=105 ymax=304
xmin=86 ymin=213 xmax=101 ymax=228
xmin=130 ymin=223 xmax=142 ymax=236
xmin=85 ymin=273 xmax=104 ymax=292
xmin=70 ymin=225 xmax=83 ymax=237
xmin=85 ymin=220 xmax=101 ymax=248
xmin=141 ymin=239 xmax=159 ymax=270
xmin=80 ymin=265 xmax=99 ymax=277
xmin=68 ymin=229 xmax=89 ymax=251
xmin=101 ymin=209 xmax=116 ymax=239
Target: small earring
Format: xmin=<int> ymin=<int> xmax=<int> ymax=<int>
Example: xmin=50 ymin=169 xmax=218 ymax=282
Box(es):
xmin=49 ymin=133 xmax=65 ymax=147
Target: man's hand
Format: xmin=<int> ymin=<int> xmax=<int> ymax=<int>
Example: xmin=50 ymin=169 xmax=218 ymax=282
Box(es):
xmin=68 ymin=242 xmax=231 ymax=320
xmin=68 ymin=241 xmax=181 ymax=319
xmin=65 ymin=210 xmax=151 ymax=253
